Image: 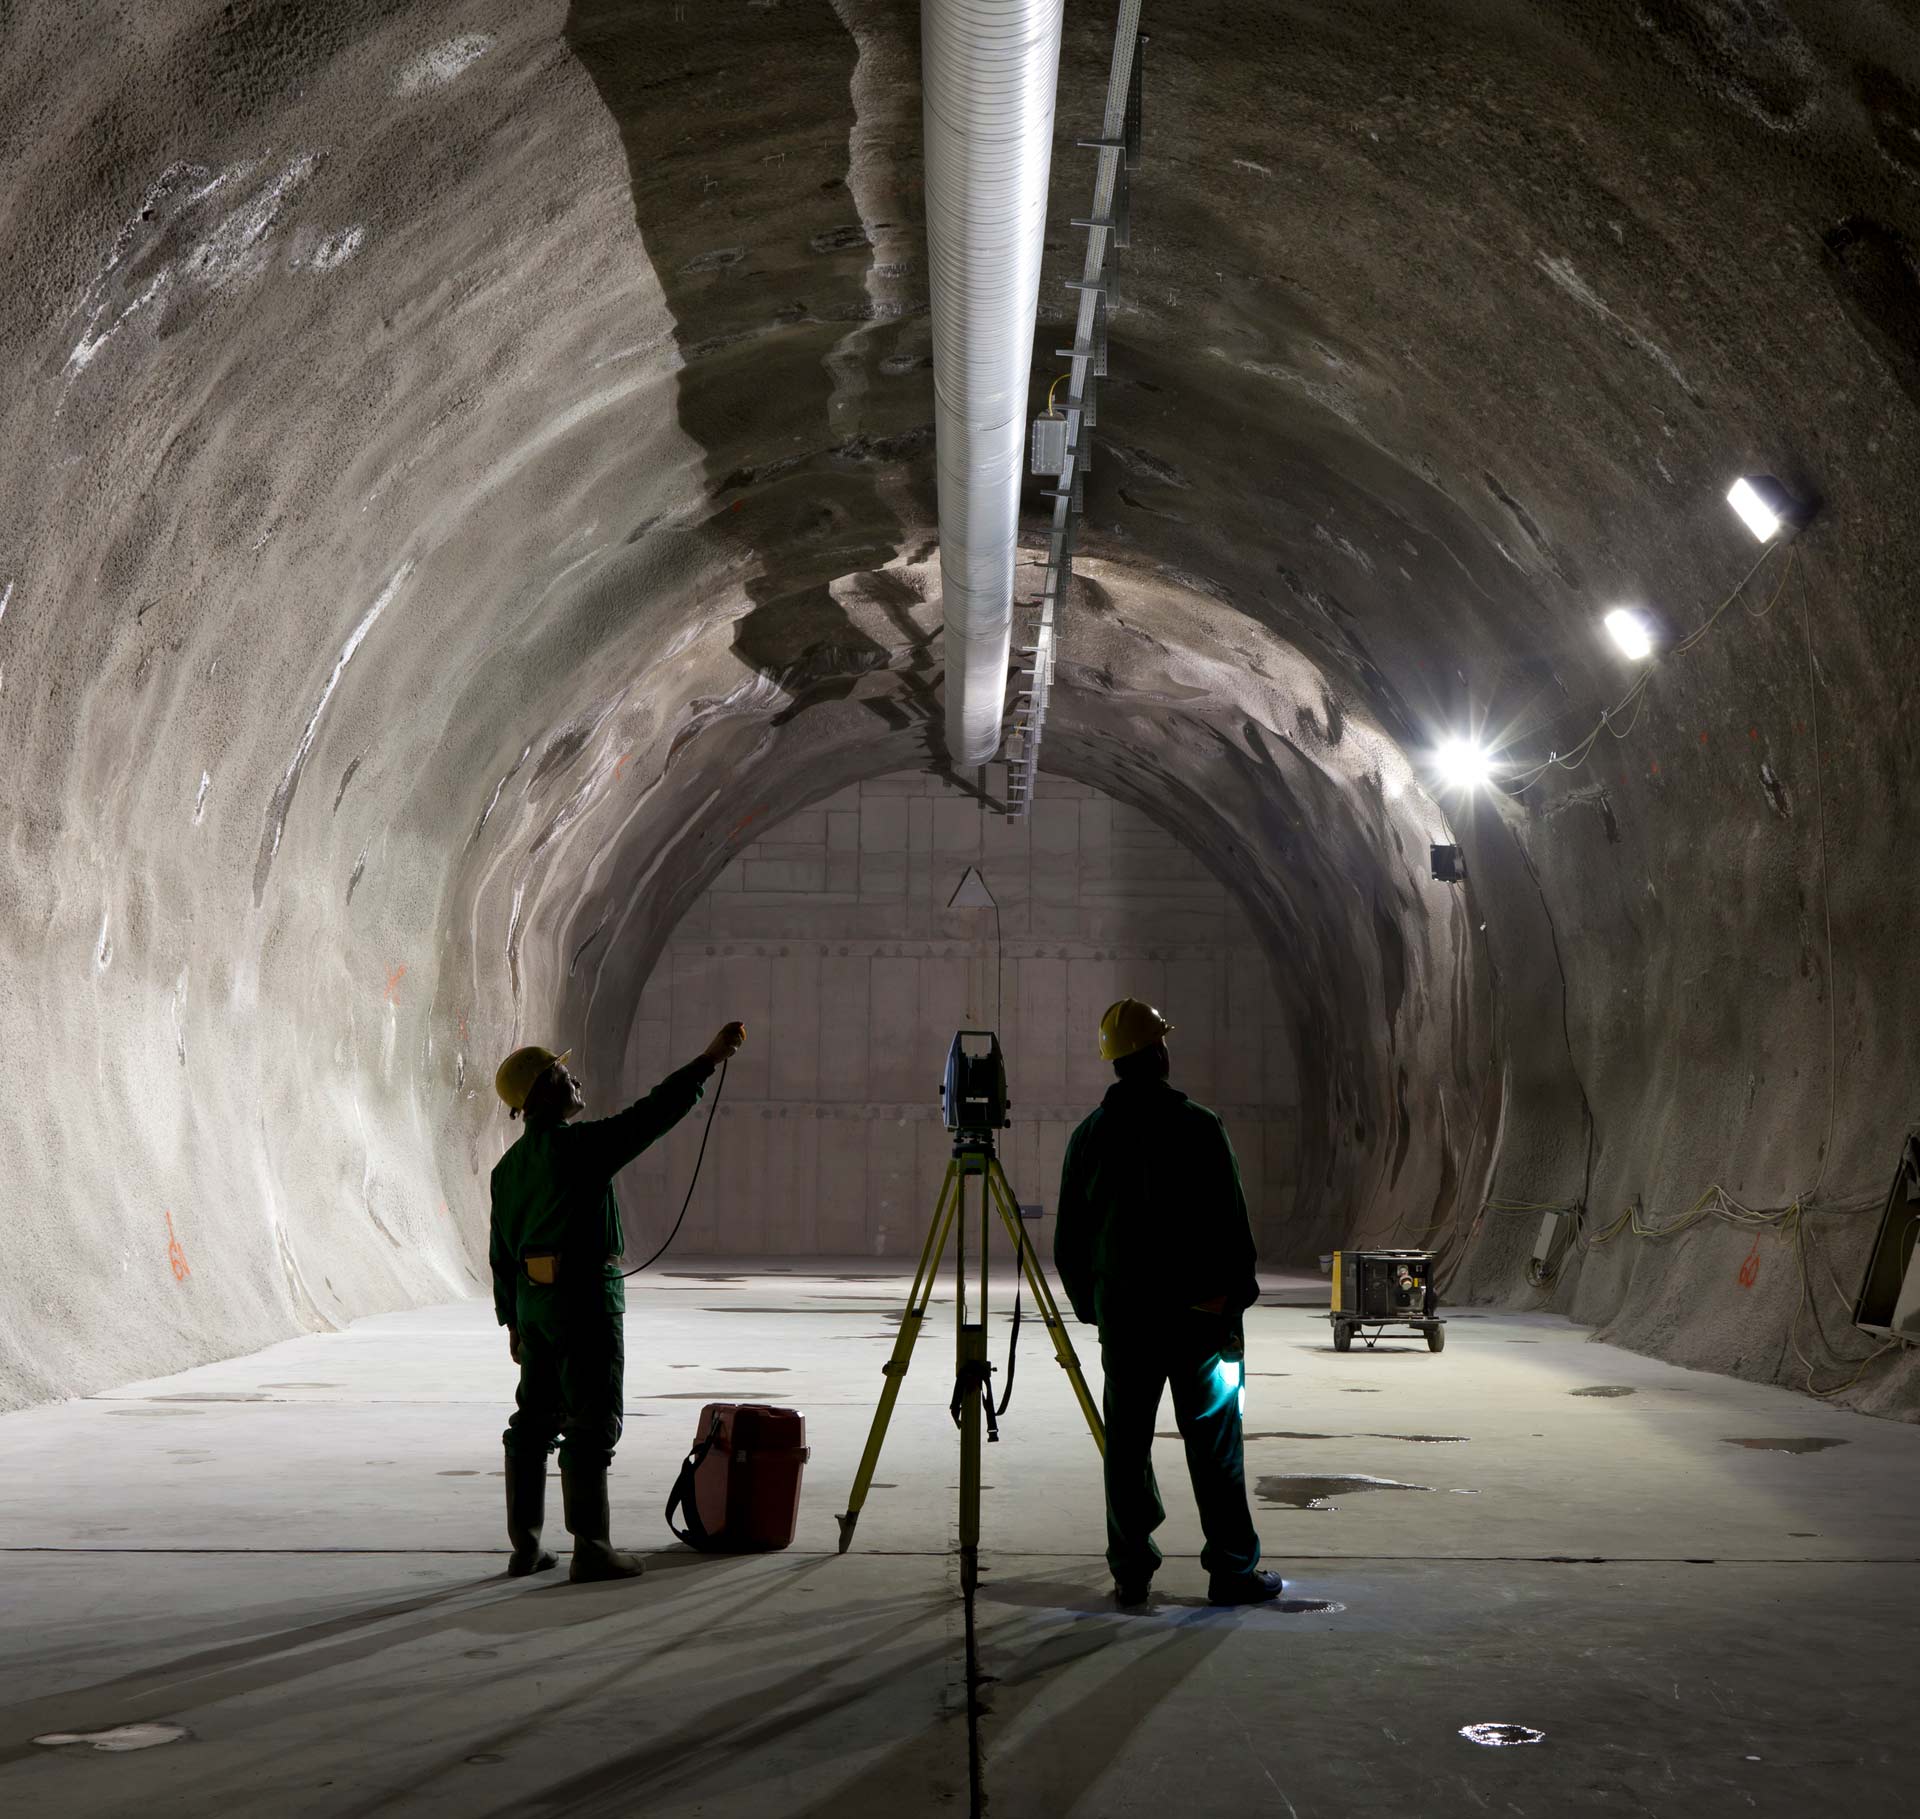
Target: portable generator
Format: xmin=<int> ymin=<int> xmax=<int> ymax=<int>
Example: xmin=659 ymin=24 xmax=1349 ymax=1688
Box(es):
xmin=1328 ymin=1248 xmax=1445 ymax=1352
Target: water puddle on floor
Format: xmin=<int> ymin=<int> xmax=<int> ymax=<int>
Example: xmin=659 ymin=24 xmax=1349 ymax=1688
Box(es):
xmin=35 ymin=1724 xmax=190 ymax=1753
xmin=1458 ymin=1722 xmax=1544 ymax=1748
xmin=1722 ymin=1436 xmax=1849 ymax=1454
xmin=1255 ymin=1473 xmax=1436 ymax=1510
xmin=1570 ymin=1385 xmax=1636 ymax=1397
xmin=151 ymin=1392 xmax=272 ymax=1403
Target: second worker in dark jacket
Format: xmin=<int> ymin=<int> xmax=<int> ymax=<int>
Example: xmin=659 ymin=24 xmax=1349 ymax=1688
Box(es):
xmin=1054 ymin=998 xmax=1282 ymax=1608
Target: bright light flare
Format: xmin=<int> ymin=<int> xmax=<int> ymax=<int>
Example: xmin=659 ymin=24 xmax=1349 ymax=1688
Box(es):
xmin=1210 ymin=1356 xmax=1246 ymax=1418
xmin=1603 ymin=608 xmax=1654 ymax=660
xmin=1727 ymin=476 xmax=1785 ymax=542
xmin=1433 ymin=737 xmax=1494 ymax=790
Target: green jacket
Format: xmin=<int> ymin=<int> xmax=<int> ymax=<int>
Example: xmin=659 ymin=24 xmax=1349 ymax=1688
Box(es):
xmin=1054 ymin=1078 xmax=1259 ymax=1338
xmin=488 ymin=1057 xmax=715 ymax=1338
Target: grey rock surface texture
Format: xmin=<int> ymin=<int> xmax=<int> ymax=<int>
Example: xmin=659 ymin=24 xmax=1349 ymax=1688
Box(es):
xmin=0 ymin=0 xmax=1913 ymax=1418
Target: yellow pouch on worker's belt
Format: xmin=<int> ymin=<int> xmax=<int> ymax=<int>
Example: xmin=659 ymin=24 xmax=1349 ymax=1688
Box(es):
xmin=521 ymin=1251 xmax=618 ymax=1286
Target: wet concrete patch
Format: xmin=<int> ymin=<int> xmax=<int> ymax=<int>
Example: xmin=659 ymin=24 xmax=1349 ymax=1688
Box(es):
xmin=35 ymin=1723 xmax=191 ymax=1752
xmin=1459 ymin=1722 xmax=1544 ymax=1747
xmin=1255 ymin=1473 xmax=1435 ymax=1510
xmin=1570 ymin=1386 xmax=1636 ymax=1397
xmin=1723 ymin=1437 xmax=1849 ymax=1454
xmin=150 ymin=1392 xmax=273 ymax=1403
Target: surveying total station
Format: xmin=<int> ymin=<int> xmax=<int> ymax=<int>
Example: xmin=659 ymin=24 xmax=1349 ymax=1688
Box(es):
xmin=835 ymin=1031 xmax=1106 ymax=1594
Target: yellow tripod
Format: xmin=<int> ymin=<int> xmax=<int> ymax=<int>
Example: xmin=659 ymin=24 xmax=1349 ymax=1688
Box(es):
xmin=835 ymin=1132 xmax=1106 ymax=1593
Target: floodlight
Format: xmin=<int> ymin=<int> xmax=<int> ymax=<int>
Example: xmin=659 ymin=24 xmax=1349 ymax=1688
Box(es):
xmin=1603 ymin=608 xmax=1655 ymax=660
xmin=1727 ymin=474 xmax=1813 ymax=543
xmin=1433 ymin=738 xmax=1493 ymax=790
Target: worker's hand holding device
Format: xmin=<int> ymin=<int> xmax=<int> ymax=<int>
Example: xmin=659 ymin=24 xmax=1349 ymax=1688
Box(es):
xmin=703 ymin=1021 xmax=748 ymax=1064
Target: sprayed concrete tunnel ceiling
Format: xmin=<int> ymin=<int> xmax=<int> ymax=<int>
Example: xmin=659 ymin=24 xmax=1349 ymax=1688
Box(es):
xmin=0 ymin=0 xmax=1916 ymax=1417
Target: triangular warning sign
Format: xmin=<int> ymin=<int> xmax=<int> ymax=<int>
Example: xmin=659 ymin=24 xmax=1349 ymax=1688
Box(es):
xmin=947 ymin=866 xmax=997 ymax=909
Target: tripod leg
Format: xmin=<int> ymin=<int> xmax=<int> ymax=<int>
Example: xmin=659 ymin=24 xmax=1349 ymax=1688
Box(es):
xmin=836 ymin=1161 xmax=960 ymax=1553
xmin=988 ymin=1161 xmax=1107 ymax=1457
xmin=957 ymin=1316 xmax=985 ymax=1596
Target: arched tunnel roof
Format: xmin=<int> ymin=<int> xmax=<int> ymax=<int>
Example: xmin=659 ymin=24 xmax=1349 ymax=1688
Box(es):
xmin=0 ymin=0 xmax=1914 ymax=1414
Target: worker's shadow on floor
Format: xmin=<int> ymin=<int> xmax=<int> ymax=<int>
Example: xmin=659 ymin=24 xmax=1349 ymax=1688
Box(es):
xmin=0 ymin=1548 xmax=830 ymax=1764
xmin=953 ymin=1575 xmax=1258 ymax=1815
xmin=980 ymin=1571 xmax=1341 ymax=1622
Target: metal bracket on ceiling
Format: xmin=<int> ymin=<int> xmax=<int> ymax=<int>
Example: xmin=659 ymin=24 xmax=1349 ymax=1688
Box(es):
xmin=1003 ymin=6 xmax=1146 ymax=819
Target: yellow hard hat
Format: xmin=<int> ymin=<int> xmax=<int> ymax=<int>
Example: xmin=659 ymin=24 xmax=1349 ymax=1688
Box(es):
xmin=495 ymin=1045 xmax=569 ymax=1111
xmin=1099 ymin=998 xmax=1173 ymax=1062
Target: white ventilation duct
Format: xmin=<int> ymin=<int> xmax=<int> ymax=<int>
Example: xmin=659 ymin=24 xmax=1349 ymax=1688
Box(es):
xmin=923 ymin=0 xmax=1066 ymax=767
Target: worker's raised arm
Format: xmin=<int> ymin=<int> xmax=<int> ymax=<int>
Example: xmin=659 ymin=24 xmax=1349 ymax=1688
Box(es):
xmin=569 ymin=1022 xmax=746 ymax=1177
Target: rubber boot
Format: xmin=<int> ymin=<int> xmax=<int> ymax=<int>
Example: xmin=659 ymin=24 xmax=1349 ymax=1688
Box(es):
xmin=561 ymin=1464 xmax=645 ymax=1583
xmin=504 ymin=1448 xmax=557 ymax=1577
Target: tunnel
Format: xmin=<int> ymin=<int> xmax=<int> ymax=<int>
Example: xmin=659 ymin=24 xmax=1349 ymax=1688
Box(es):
xmin=2 ymin=2 xmax=1916 ymax=1813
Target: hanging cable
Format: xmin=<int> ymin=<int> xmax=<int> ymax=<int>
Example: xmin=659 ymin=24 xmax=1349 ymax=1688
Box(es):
xmin=621 ymin=1057 xmax=729 ymax=1277
xmin=1799 ymin=556 xmax=1839 ymax=1198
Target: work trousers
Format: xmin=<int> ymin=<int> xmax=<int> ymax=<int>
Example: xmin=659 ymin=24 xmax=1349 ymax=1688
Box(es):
xmin=503 ymin=1309 xmax=625 ymax=1473
xmin=1100 ymin=1311 xmax=1261 ymax=1583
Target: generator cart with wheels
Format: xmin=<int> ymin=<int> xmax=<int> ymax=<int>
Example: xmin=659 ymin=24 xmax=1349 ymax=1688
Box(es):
xmin=1328 ymin=1248 xmax=1445 ymax=1352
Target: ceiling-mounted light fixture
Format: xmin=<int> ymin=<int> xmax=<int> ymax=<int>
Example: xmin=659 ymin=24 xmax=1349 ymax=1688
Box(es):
xmin=1433 ymin=737 xmax=1494 ymax=790
xmin=1727 ymin=474 xmax=1815 ymax=543
xmin=1603 ymin=607 xmax=1656 ymax=661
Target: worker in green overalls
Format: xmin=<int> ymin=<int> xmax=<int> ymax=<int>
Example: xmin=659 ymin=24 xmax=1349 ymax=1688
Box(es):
xmin=1053 ymin=998 xmax=1283 ymax=1609
xmin=490 ymin=1021 xmax=746 ymax=1583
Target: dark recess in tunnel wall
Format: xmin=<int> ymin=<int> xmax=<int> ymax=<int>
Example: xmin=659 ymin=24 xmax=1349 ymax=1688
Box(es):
xmin=564 ymin=0 xmax=946 ymax=758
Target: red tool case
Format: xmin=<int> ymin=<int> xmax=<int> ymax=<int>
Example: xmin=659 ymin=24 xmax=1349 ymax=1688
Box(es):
xmin=665 ymin=1403 xmax=810 ymax=1552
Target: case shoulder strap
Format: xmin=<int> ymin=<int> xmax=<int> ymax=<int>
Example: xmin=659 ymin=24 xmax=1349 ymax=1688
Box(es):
xmin=664 ymin=1412 xmax=726 ymax=1549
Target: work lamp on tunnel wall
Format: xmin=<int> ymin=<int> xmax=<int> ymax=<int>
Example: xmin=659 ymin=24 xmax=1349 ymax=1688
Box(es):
xmin=1726 ymin=475 xmax=1816 ymax=543
xmin=1603 ymin=607 xmax=1657 ymax=661
xmin=1431 ymin=737 xmax=1495 ymax=791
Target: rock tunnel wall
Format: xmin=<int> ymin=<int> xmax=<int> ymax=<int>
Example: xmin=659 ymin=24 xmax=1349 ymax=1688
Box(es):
xmin=0 ymin=0 xmax=1914 ymax=1420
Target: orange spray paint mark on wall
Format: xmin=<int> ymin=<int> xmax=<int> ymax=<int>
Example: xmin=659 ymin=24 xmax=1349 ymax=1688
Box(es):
xmin=457 ymin=1013 xmax=469 ymax=1042
xmin=1737 ymin=1238 xmax=1761 ymax=1289
xmin=165 ymin=1211 xmax=191 ymax=1282
xmin=385 ymin=964 xmax=407 ymax=1004
xmin=614 ymin=752 xmax=633 ymax=782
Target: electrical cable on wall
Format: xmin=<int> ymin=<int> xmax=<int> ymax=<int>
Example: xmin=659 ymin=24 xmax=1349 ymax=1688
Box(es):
xmin=1472 ymin=545 xmax=1894 ymax=1397
xmin=1506 ymin=541 xmax=1796 ymax=792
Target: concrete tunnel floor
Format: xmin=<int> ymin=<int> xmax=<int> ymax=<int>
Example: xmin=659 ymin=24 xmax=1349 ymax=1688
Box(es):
xmin=2 ymin=1263 xmax=1914 ymax=1817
